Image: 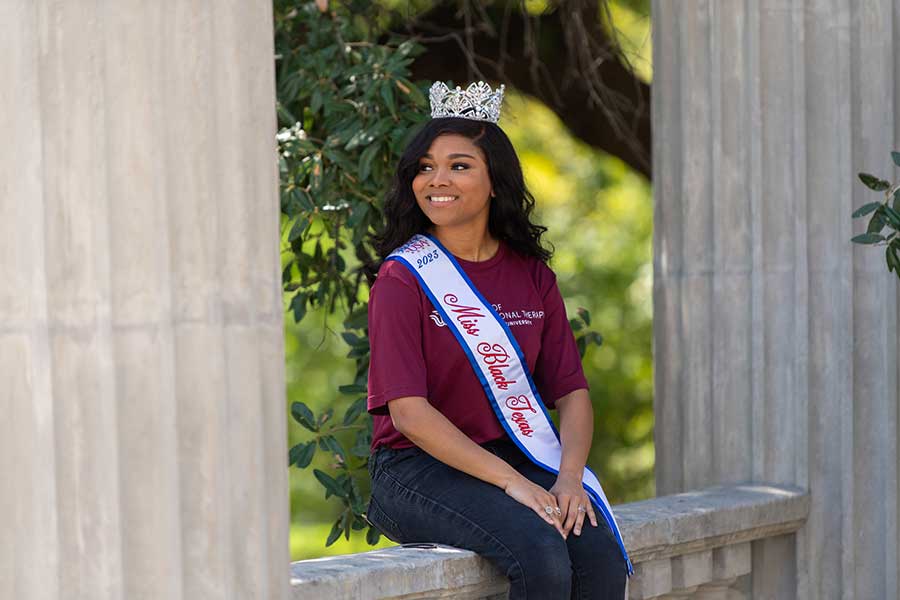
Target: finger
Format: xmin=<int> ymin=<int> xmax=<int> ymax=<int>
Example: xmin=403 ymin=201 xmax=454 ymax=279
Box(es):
xmin=534 ymin=498 xmax=565 ymax=537
xmin=562 ymin=498 xmax=579 ymax=535
xmin=555 ymin=494 xmax=571 ymax=525
xmin=573 ymin=503 xmax=586 ymax=536
xmin=532 ymin=501 xmax=558 ymax=528
xmin=544 ymin=497 xmax=566 ymax=537
xmin=587 ymin=504 xmax=598 ymax=527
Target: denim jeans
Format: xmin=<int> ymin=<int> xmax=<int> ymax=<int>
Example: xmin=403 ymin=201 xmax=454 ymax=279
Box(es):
xmin=366 ymin=437 xmax=627 ymax=600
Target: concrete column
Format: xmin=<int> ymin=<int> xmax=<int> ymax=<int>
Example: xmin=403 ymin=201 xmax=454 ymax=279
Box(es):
xmin=652 ymin=0 xmax=898 ymax=597
xmin=0 ymin=2 xmax=288 ymax=599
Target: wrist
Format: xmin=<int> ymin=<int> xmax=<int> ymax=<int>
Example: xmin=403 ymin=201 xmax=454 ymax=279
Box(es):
xmin=499 ymin=469 xmax=523 ymax=491
xmin=557 ymin=467 xmax=584 ymax=479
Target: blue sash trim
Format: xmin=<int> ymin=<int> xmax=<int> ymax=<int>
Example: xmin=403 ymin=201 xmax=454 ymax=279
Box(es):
xmin=386 ymin=234 xmax=632 ymax=575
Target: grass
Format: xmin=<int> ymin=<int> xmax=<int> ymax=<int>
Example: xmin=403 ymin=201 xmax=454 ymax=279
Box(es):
xmin=290 ymin=522 xmax=397 ymax=561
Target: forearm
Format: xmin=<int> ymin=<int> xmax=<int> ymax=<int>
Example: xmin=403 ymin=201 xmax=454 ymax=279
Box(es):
xmin=555 ymin=388 xmax=594 ymax=477
xmin=391 ymin=397 xmax=521 ymax=490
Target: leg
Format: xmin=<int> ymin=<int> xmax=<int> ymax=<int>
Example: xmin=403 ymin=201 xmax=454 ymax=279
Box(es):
xmin=367 ymin=446 xmax=573 ymax=600
xmin=495 ymin=444 xmax=627 ymax=600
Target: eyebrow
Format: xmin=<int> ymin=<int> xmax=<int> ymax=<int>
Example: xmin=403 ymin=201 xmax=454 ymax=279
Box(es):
xmin=421 ymin=153 xmax=477 ymax=160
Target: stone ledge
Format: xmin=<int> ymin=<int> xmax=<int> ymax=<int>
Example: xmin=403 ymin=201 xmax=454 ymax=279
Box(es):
xmin=290 ymin=483 xmax=809 ymax=600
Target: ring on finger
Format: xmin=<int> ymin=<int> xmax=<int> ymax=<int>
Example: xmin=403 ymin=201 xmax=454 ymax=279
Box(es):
xmin=553 ymin=506 xmax=562 ymax=516
xmin=577 ymin=506 xmax=586 ymax=513
xmin=544 ymin=505 xmax=554 ymax=515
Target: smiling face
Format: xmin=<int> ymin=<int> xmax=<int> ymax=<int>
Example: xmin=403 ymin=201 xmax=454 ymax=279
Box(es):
xmin=412 ymin=133 xmax=494 ymax=233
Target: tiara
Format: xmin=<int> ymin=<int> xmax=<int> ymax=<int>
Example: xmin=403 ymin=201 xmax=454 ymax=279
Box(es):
xmin=429 ymin=81 xmax=505 ymax=124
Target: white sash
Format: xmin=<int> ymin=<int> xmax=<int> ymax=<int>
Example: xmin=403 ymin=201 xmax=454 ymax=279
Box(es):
xmin=387 ymin=233 xmax=632 ymax=575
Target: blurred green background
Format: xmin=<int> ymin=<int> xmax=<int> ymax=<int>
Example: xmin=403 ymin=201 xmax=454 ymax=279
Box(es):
xmin=286 ymin=0 xmax=653 ymax=560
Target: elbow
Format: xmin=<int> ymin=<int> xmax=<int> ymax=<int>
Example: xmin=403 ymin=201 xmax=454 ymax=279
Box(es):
xmin=387 ymin=396 xmax=426 ymax=436
xmin=390 ymin=411 xmax=407 ymax=435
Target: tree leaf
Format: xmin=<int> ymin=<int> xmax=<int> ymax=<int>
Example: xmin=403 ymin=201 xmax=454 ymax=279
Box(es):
xmin=366 ymin=525 xmax=382 ymax=545
xmin=851 ymin=232 xmax=885 ymax=245
xmin=314 ymin=468 xmax=346 ymax=499
xmin=289 ymin=291 xmax=309 ymax=323
xmin=883 ymin=206 xmax=900 ymax=228
xmin=358 ymin=142 xmax=380 ymax=182
xmin=343 ymin=397 xmax=367 ymax=425
xmin=577 ymin=307 xmax=591 ymax=326
xmin=343 ymin=305 xmax=369 ymax=329
xmin=325 ymin=519 xmax=343 ymax=546
xmin=891 ymin=151 xmax=900 ymax=167
xmin=289 ymin=440 xmax=316 ymax=468
xmin=311 ymin=88 xmax=324 ymax=114
xmin=321 ymin=435 xmax=346 ymax=463
xmin=379 ymin=82 xmax=397 ymax=117
xmin=342 ymin=511 xmax=351 ymax=541
xmin=867 ymin=212 xmax=887 ymax=234
xmin=852 ymin=201 xmax=882 ymax=218
xmin=339 ymin=383 xmax=368 ymax=395
xmin=288 ymin=216 xmax=310 ymax=241
xmin=291 ymin=401 xmax=318 ymax=431
xmin=859 ymin=172 xmax=891 ymax=191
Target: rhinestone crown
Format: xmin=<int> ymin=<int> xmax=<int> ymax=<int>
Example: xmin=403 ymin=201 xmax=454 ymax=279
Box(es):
xmin=429 ymin=81 xmax=505 ymax=124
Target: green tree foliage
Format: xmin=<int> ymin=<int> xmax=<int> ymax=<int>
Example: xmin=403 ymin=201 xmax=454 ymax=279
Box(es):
xmin=852 ymin=151 xmax=900 ymax=277
xmin=277 ymin=2 xmax=648 ymax=555
xmin=275 ymin=1 xmax=427 ymax=548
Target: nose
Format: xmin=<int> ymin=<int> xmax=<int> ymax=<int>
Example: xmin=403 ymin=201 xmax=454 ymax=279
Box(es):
xmin=427 ymin=164 xmax=452 ymax=187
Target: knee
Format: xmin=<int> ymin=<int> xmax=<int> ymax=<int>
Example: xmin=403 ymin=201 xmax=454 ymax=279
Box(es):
xmin=513 ymin=532 xmax=572 ymax=598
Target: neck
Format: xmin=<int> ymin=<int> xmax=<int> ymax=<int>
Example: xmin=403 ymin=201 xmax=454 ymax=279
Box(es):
xmin=430 ymin=227 xmax=499 ymax=262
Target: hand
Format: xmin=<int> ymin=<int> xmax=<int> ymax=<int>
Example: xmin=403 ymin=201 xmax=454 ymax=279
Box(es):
xmin=503 ymin=475 xmax=567 ymax=538
xmin=549 ymin=472 xmax=597 ymax=537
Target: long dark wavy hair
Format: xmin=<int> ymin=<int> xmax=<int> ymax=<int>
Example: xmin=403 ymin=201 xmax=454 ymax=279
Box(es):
xmin=365 ymin=117 xmax=552 ymax=282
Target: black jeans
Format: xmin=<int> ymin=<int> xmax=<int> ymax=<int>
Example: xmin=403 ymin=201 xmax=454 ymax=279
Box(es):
xmin=366 ymin=437 xmax=627 ymax=600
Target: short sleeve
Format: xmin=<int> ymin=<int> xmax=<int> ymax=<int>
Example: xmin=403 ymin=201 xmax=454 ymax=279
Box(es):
xmin=366 ymin=273 xmax=429 ymax=416
xmin=532 ymin=270 xmax=589 ymax=408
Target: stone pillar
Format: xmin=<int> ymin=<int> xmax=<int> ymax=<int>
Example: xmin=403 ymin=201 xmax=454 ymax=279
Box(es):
xmin=652 ymin=0 xmax=898 ymax=598
xmin=0 ymin=2 xmax=288 ymax=599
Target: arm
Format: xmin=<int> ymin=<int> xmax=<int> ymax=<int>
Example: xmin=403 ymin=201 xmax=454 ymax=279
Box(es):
xmin=551 ymin=388 xmax=600 ymax=536
xmin=389 ymin=395 xmax=567 ymax=537
xmin=556 ymin=388 xmax=594 ymax=477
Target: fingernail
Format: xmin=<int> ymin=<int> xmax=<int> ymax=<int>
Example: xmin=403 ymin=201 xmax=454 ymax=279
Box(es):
xmin=575 ymin=529 xmax=581 ymax=535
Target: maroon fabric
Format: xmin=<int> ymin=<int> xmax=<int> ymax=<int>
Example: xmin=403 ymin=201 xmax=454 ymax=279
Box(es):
xmin=367 ymin=241 xmax=589 ymax=450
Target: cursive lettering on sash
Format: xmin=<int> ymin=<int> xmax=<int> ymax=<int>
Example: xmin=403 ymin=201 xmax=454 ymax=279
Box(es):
xmin=505 ymin=395 xmax=537 ymax=413
xmin=443 ymin=294 xmax=485 ymax=337
xmin=510 ymin=412 xmax=534 ymax=437
xmin=476 ymin=342 xmax=517 ymax=390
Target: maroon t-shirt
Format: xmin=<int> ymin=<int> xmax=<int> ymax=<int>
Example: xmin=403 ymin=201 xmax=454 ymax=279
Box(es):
xmin=366 ymin=240 xmax=589 ymax=450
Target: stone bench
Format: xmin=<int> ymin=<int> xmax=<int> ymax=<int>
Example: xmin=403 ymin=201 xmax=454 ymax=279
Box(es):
xmin=290 ymin=483 xmax=809 ymax=599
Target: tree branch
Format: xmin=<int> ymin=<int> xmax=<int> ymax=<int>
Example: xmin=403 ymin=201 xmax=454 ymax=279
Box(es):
xmin=383 ymin=0 xmax=651 ymax=178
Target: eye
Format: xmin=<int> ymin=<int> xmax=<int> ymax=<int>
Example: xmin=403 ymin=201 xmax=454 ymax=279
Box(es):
xmin=417 ymin=163 xmax=471 ymax=172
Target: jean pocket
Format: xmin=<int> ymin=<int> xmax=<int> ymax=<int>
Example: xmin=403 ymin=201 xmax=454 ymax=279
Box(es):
xmin=365 ymin=494 xmax=404 ymax=543
xmin=380 ymin=447 xmax=442 ymax=485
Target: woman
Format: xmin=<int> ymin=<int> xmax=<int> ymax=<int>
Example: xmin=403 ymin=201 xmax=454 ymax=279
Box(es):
xmin=365 ymin=81 xmax=628 ymax=599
